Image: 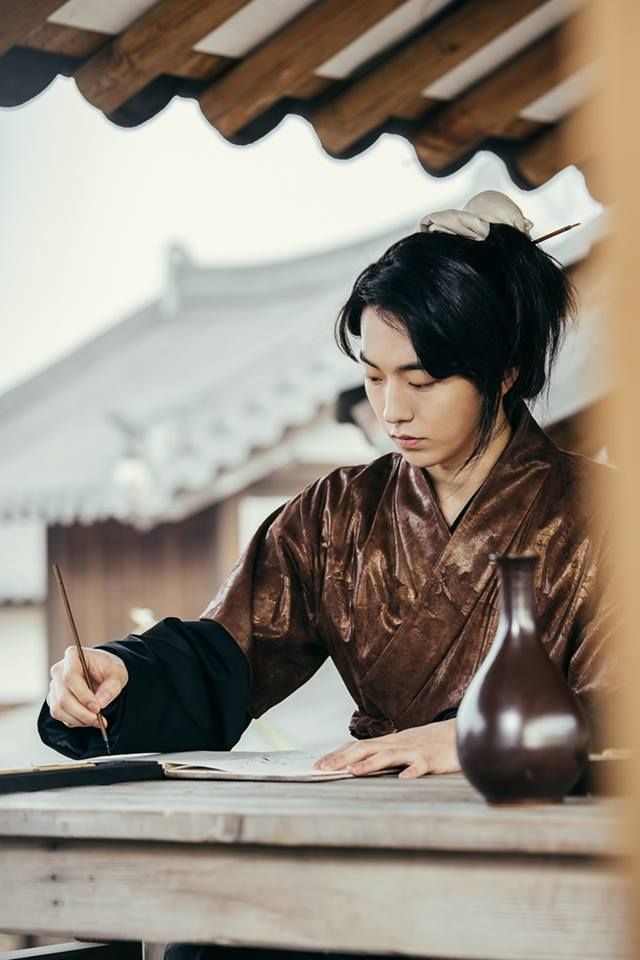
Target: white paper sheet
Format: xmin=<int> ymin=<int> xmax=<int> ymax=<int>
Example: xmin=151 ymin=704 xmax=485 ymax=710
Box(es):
xmin=160 ymin=749 xmax=352 ymax=780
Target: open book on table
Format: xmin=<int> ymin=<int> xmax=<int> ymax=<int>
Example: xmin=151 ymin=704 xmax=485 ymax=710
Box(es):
xmin=160 ymin=750 xmax=353 ymax=781
xmin=23 ymin=750 xmax=355 ymax=782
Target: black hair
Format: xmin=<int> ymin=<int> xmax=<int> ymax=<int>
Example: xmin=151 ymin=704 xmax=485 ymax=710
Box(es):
xmin=335 ymin=223 xmax=576 ymax=465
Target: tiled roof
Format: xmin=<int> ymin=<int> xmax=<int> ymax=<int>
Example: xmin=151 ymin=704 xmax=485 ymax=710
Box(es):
xmin=1 ymin=0 xmax=595 ymax=190
xmin=0 ymin=211 xmax=609 ymax=530
xmin=0 ymin=226 xmax=403 ymax=528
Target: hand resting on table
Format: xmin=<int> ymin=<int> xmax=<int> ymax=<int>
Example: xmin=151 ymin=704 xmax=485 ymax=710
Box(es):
xmin=314 ymin=718 xmax=461 ymax=779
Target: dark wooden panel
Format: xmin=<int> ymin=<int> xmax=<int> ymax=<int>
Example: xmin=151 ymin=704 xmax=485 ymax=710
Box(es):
xmin=46 ymin=504 xmax=224 ymax=667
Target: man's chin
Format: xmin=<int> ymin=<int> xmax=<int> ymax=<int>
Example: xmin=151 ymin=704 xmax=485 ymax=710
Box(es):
xmin=397 ymin=447 xmax=438 ymax=467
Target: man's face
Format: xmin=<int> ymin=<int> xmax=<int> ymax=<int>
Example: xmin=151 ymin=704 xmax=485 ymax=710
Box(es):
xmin=360 ymin=306 xmax=485 ymax=472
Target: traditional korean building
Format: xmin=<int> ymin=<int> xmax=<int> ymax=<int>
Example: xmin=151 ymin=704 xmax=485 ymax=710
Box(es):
xmin=0 ymin=209 xmax=610 ymax=711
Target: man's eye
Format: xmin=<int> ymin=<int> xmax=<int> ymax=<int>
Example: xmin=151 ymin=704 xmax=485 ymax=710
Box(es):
xmin=410 ymin=382 xmax=434 ymax=390
xmin=365 ymin=375 xmax=382 ymax=383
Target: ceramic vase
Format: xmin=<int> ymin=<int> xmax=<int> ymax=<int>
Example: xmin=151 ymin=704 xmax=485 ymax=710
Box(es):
xmin=456 ymin=553 xmax=590 ymax=804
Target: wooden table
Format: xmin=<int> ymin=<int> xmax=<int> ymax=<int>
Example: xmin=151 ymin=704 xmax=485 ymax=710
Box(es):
xmin=0 ymin=773 xmax=630 ymax=960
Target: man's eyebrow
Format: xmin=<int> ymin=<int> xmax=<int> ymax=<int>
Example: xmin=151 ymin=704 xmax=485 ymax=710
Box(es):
xmin=358 ymin=350 xmax=424 ymax=373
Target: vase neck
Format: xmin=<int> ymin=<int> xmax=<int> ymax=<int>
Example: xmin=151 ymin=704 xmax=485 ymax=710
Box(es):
xmin=496 ymin=558 xmax=537 ymax=638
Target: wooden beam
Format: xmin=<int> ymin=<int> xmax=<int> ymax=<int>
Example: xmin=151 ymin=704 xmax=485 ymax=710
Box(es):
xmin=309 ymin=0 xmax=548 ymax=155
xmin=287 ymin=75 xmax=335 ymax=101
xmin=516 ymin=121 xmax=573 ymax=186
xmin=199 ymin=0 xmax=409 ymax=138
xmin=412 ymin=13 xmax=593 ymax=173
xmin=500 ymin=116 xmax=546 ymax=140
xmin=22 ymin=22 xmax=109 ymax=58
xmin=73 ymin=0 xmax=251 ymax=115
xmin=393 ymin=94 xmax=440 ymax=122
xmin=20 ymin=22 xmax=232 ymax=81
xmin=0 ymin=0 xmax=68 ymax=56
xmin=19 ymin=22 xmax=321 ymax=87
xmin=167 ymin=49 xmax=233 ymax=82
xmin=20 ymin=22 xmax=232 ymax=82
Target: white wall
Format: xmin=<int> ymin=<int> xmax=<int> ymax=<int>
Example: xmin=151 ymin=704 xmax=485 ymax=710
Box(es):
xmin=0 ymin=605 xmax=47 ymax=703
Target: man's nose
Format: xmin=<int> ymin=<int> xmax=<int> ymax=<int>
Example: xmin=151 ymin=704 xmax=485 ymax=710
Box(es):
xmin=383 ymin=384 xmax=413 ymax=424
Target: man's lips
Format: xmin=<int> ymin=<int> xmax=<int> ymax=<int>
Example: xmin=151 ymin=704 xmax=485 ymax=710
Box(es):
xmin=391 ymin=435 xmax=424 ymax=449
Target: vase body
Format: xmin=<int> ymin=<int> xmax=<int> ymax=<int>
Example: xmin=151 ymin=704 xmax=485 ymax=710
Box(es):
xmin=456 ymin=554 xmax=590 ymax=804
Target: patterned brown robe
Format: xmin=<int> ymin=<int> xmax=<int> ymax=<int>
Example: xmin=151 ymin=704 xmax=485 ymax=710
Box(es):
xmin=203 ymin=402 xmax=618 ymax=739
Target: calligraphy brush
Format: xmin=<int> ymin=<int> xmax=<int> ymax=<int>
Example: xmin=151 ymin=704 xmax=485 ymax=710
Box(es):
xmin=52 ymin=563 xmax=111 ymax=755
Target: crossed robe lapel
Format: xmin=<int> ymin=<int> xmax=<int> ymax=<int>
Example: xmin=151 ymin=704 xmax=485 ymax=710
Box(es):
xmin=348 ymin=449 xmax=450 ymax=667
xmin=360 ymin=405 xmax=557 ymax=721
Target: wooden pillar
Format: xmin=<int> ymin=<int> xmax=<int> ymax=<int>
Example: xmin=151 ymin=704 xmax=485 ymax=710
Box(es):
xmin=570 ymin=3 xmax=640 ymax=955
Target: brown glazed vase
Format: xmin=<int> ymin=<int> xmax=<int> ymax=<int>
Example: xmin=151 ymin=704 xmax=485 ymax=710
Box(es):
xmin=456 ymin=553 xmax=590 ymax=804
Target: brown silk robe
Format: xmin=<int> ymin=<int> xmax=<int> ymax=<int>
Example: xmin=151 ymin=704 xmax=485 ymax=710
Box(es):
xmin=202 ymin=403 xmax=618 ymax=739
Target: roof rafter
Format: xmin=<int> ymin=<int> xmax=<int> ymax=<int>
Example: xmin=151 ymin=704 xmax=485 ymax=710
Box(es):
xmin=23 ymin=21 xmax=109 ymax=58
xmin=198 ymin=0 xmax=408 ymax=137
xmin=21 ymin=20 xmax=233 ymax=82
xmin=412 ymin=11 xmax=593 ymax=172
xmin=310 ymin=0 xmax=548 ymax=155
xmin=73 ymin=0 xmax=251 ymax=115
xmin=0 ymin=0 xmax=68 ymax=56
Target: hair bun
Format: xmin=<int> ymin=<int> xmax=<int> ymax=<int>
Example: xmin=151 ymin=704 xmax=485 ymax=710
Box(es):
xmin=418 ymin=190 xmax=534 ymax=241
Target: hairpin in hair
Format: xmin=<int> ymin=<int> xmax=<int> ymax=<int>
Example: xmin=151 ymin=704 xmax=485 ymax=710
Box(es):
xmin=533 ymin=223 xmax=581 ymax=244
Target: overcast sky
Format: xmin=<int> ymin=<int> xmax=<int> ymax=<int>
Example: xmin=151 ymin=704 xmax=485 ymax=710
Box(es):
xmin=0 ymin=76 xmax=600 ymax=394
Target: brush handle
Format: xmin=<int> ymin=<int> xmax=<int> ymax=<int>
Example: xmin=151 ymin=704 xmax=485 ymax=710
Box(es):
xmin=52 ymin=563 xmax=111 ymax=753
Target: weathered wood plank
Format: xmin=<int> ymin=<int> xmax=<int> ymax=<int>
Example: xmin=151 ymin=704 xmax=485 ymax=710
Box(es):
xmin=0 ymin=775 xmax=622 ymax=855
xmin=198 ymin=0 xmax=409 ymax=137
xmin=0 ymin=0 xmax=68 ymax=57
xmin=73 ymin=0 xmax=251 ymax=115
xmin=310 ymin=0 xmax=548 ymax=154
xmin=412 ymin=13 xmax=592 ymax=171
xmin=0 ymin=838 xmax=628 ymax=959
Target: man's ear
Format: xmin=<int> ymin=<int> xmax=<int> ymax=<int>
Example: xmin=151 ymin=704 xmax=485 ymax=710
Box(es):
xmin=501 ymin=367 xmax=518 ymax=395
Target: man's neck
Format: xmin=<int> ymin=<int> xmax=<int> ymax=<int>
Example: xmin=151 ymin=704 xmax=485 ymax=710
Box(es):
xmin=428 ymin=413 xmax=514 ymax=514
